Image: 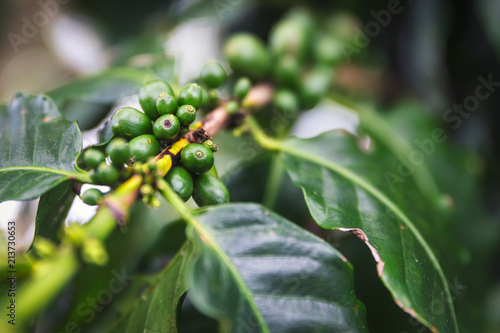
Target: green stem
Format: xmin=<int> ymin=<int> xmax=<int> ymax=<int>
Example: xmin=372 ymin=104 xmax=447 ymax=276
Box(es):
xmin=17 ymin=244 xmax=78 ymax=323
xmin=84 ymin=174 xmax=142 ymax=239
xmin=262 ymin=155 xmax=285 ymax=209
xmin=245 ymin=117 xmax=283 ymax=151
xmin=16 ymin=174 xmax=142 ymax=326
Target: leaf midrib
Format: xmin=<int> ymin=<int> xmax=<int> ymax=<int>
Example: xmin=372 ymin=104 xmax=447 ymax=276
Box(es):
xmin=0 ymin=166 xmax=88 ymax=180
xmin=279 ymin=141 xmax=458 ymax=333
xmin=157 ymin=179 xmax=270 ymax=333
xmin=327 ymin=95 xmax=440 ymax=198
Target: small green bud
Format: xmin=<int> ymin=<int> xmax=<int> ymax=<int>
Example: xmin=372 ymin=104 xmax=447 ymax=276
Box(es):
xmin=233 ymin=77 xmax=252 ymax=100
xmin=225 ymin=101 xmax=239 ymax=115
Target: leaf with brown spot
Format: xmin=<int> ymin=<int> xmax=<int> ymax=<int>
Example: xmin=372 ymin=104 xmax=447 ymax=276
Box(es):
xmin=282 ymin=130 xmax=461 ymax=332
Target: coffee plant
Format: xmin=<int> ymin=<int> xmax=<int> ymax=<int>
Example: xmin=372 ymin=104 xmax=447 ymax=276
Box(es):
xmin=0 ymin=2 xmax=498 ymax=333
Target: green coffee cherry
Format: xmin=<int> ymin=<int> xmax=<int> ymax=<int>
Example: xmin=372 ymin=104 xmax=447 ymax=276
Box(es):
xmin=273 ymin=56 xmax=301 ymax=87
xmin=193 ymin=172 xmax=230 ymax=206
xmin=200 ymin=88 xmax=220 ymax=110
xmin=84 ymin=149 xmax=105 ymax=169
xmin=178 ymin=83 xmax=203 ymax=109
xmin=95 ymin=162 xmax=119 ymax=186
xmin=200 ymin=87 xmax=209 ymax=108
xmin=224 ymin=33 xmax=270 ymax=79
xmin=273 ymin=89 xmax=300 ymax=114
xmin=153 ymin=114 xmax=181 ymax=140
xmin=199 ymin=62 xmax=227 ymax=88
xmin=156 ymin=92 xmax=178 ymax=115
xmin=325 ymin=12 xmax=362 ymax=44
xmin=207 ymin=165 xmax=218 ymax=178
xmin=283 ymin=8 xmax=316 ymax=37
xmin=81 ymin=188 xmax=103 ymax=206
xmin=106 ymin=138 xmax=129 ymax=165
xmin=269 ymin=19 xmax=310 ymax=61
xmin=233 ymin=77 xmax=252 ymax=100
xmin=165 ymin=166 xmax=193 ymax=202
xmin=181 ymin=143 xmax=214 ymax=174
xmin=208 ymin=89 xmax=219 ymax=105
xmin=176 ymin=105 xmax=197 ymax=125
xmin=139 ymin=80 xmax=174 ymax=120
xmin=313 ymin=34 xmax=344 ymax=66
xmin=128 ymin=134 xmax=161 ymax=163
xmin=300 ymin=67 xmax=332 ymax=109
xmin=110 ymin=107 xmax=152 ymax=139
xmin=225 ymin=101 xmax=239 ymax=115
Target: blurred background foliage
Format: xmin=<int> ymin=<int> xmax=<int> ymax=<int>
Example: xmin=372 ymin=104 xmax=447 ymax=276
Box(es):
xmin=0 ymin=0 xmax=499 ymax=332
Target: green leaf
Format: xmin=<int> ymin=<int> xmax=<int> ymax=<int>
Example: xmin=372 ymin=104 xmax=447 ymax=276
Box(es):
xmin=47 ymin=68 xmax=151 ymax=130
xmin=186 ymin=204 xmax=367 ymax=333
xmin=280 ymin=131 xmax=459 ymax=332
xmin=0 ymin=92 xmax=90 ymax=203
xmin=28 ymin=181 xmax=76 ymax=252
xmin=376 ymin=101 xmax=498 ymax=331
xmin=109 ymin=242 xmax=192 ymax=333
xmin=476 ymin=0 xmax=500 ymax=59
xmin=53 ymin=199 xmax=181 ymax=332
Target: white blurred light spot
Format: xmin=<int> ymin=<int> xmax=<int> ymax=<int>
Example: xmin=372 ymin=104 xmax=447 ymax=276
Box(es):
xmin=0 ymin=201 xmax=22 ymax=230
xmin=46 ymin=14 xmax=109 ymax=73
xmin=166 ymin=19 xmax=221 ymax=83
xmin=66 ymin=184 xmax=110 ymax=225
xmin=291 ymin=99 xmax=360 ymax=138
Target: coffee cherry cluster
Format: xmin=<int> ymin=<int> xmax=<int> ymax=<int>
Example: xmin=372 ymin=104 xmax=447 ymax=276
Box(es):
xmin=80 ymin=75 xmax=230 ymax=207
xmin=224 ymin=8 xmax=346 ymax=114
xmin=167 ymin=144 xmax=229 ymax=206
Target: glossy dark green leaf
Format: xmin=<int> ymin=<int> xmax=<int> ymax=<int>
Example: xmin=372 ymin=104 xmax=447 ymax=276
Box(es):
xmin=109 ymin=243 xmax=192 ymax=333
xmin=47 ymin=68 xmax=150 ymax=130
xmin=281 ymin=131 xmax=459 ymax=333
xmin=0 ymin=92 xmax=88 ymax=203
xmin=28 ymin=181 xmax=76 ymax=252
xmin=377 ymin=102 xmax=499 ymax=332
xmin=187 ymin=204 xmax=367 ymax=332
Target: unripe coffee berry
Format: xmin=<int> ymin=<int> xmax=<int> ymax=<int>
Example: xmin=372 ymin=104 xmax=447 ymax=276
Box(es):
xmin=153 ymin=114 xmax=181 ymax=140
xmin=106 ymin=138 xmax=129 ymax=165
xmin=273 ymin=89 xmax=300 ymax=114
xmin=165 ymin=166 xmax=194 ymax=202
xmin=84 ymin=149 xmax=105 ymax=169
xmin=110 ymin=107 xmax=152 ymax=139
xmin=128 ymin=134 xmax=161 ymax=163
xmin=95 ymin=162 xmax=119 ymax=186
xmin=224 ymin=33 xmax=270 ymax=79
xmin=225 ymin=101 xmax=239 ymax=115
xmin=178 ymin=83 xmax=203 ymax=109
xmin=199 ymin=62 xmax=227 ymax=88
xmin=176 ymin=105 xmax=197 ymax=125
xmin=233 ymin=77 xmax=252 ymax=100
xmin=81 ymin=188 xmax=103 ymax=206
xmin=156 ymin=92 xmax=178 ymax=115
xmin=181 ymin=143 xmax=214 ymax=174
xmin=139 ymin=80 xmax=174 ymax=120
